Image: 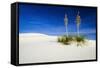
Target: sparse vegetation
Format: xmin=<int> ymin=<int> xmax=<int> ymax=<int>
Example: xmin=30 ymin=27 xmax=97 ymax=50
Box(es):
xmin=58 ymin=35 xmax=86 ymax=46
xmin=75 ymin=36 xmax=85 ymax=43
xmin=58 ymin=12 xmax=86 ymax=46
xmin=58 ymin=35 xmax=73 ymax=45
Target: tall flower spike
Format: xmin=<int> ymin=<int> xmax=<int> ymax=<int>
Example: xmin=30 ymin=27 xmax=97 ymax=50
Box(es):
xmin=76 ymin=11 xmax=81 ymax=26
xmin=76 ymin=11 xmax=81 ymax=37
xmin=64 ymin=14 xmax=68 ymax=26
xmin=64 ymin=13 xmax=68 ymax=37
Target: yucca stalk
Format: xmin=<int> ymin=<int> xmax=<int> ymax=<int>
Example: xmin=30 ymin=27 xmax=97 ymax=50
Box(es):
xmin=76 ymin=11 xmax=81 ymax=37
xmin=64 ymin=14 xmax=68 ymax=37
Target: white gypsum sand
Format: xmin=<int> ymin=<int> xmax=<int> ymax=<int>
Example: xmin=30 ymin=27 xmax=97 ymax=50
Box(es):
xmin=19 ymin=33 xmax=96 ymax=64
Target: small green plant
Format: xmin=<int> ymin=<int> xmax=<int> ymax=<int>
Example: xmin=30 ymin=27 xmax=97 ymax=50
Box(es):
xmin=58 ymin=35 xmax=73 ymax=45
xmin=75 ymin=36 xmax=86 ymax=46
xmin=75 ymin=36 xmax=85 ymax=43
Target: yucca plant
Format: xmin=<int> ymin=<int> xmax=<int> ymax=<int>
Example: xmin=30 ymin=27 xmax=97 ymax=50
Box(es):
xmin=75 ymin=35 xmax=86 ymax=46
xmin=75 ymin=36 xmax=85 ymax=42
xmin=58 ymin=35 xmax=73 ymax=45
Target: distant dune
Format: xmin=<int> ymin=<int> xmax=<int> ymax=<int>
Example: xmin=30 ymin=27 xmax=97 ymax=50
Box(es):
xmin=19 ymin=33 xmax=57 ymax=42
xmin=19 ymin=33 xmax=96 ymax=64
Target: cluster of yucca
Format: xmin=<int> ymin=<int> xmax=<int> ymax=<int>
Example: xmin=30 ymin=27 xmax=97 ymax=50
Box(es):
xmin=58 ymin=11 xmax=86 ymax=46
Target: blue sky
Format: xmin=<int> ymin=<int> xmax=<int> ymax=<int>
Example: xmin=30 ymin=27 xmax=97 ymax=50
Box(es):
xmin=19 ymin=4 xmax=97 ymax=40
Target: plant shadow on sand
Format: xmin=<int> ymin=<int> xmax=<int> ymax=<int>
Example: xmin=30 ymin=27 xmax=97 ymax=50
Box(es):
xmin=58 ymin=35 xmax=86 ymax=46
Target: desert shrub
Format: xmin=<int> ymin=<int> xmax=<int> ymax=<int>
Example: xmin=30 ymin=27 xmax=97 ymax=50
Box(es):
xmin=75 ymin=36 xmax=85 ymax=43
xmin=74 ymin=35 xmax=86 ymax=46
xmin=58 ymin=35 xmax=86 ymax=46
xmin=58 ymin=35 xmax=73 ymax=45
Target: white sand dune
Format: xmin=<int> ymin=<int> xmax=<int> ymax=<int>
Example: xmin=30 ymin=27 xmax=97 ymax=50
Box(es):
xmin=19 ymin=33 xmax=96 ymax=64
